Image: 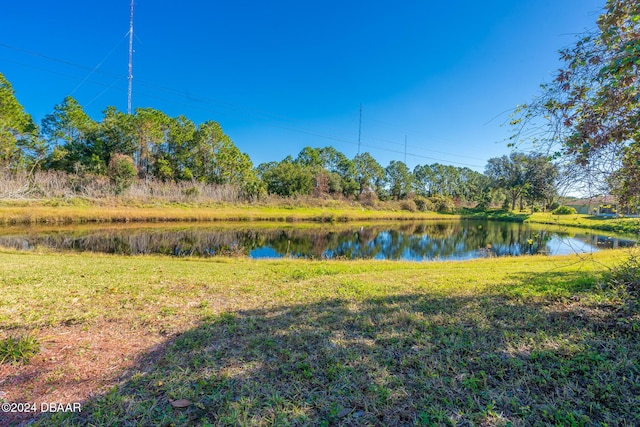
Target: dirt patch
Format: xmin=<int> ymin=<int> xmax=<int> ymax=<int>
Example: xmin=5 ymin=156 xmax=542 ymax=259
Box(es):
xmin=0 ymin=323 xmax=163 ymax=426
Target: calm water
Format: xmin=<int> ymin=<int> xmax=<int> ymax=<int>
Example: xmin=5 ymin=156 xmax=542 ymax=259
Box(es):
xmin=0 ymin=220 xmax=635 ymax=261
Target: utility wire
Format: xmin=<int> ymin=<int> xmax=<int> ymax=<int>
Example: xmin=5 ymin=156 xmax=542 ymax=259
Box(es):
xmin=0 ymin=42 xmax=489 ymax=169
xmin=70 ymin=32 xmax=130 ymax=97
xmin=363 ymin=132 xmax=489 ymax=162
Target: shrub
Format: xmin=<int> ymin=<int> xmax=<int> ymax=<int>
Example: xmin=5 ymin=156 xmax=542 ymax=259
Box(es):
xmin=552 ymin=205 xmax=577 ymax=215
xmin=182 ymin=186 xmax=200 ymax=199
xmin=547 ymin=201 xmax=560 ymax=211
xmin=502 ymin=197 xmax=511 ymax=210
xmin=606 ymin=252 xmax=640 ymax=298
xmin=414 ymin=195 xmax=434 ymax=212
xmin=358 ymin=191 xmax=378 ymax=208
xmin=108 ymin=154 xmax=137 ymax=195
xmin=429 ymin=195 xmax=456 ymax=213
xmin=241 ymin=178 xmax=267 ymax=202
xmin=400 ymin=199 xmax=417 ymax=212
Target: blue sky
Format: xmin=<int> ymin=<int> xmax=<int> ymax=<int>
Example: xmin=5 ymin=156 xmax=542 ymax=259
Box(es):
xmin=1 ymin=0 xmax=604 ymax=172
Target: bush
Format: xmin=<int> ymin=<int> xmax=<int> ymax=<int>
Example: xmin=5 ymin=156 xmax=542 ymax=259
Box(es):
xmin=547 ymin=201 xmax=560 ymax=211
xmin=429 ymin=195 xmax=456 ymax=213
xmin=182 ymin=186 xmax=200 ymax=199
xmin=108 ymin=154 xmax=137 ymax=195
xmin=552 ymin=205 xmax=577 ymax=215
xmin=606 ymin=252 xmax=640 ymax=298
xmin=414 ymin=195 xmax=434 ymax=212
xmin=241 ymin=178 xmax=267 ymax=202
xmin=400 ymin=199 xmax=417 ymax=212
xmin=358 ymin=191 xmax=378 ymax=208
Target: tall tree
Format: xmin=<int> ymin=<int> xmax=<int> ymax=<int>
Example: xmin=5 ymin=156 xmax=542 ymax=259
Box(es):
xmin=295 ymin=146 xmax=357 ymax=197
xmin=191 ymin=121 xmax=254 ymax=185
xmin=131 ymin=108 xmax=170 ymax=178
xmin=295 ymin=146 xmax=322 ymax=168
xmin=353 ymin=152 xmax=385 ymax=196
xmin=42 ymin=96 xmax=99 ymax=173
xmin=413 ymin=164 xmax=436 ymax=197
xmin=320 ymin=147 xmax=358 ymax=198
xmin=613 ymin=142 xmax=640 ymax=207
xmin=522 ymin=154 xmax=559 ymax=209
xmin=0 ymin=73 xmax=41 ymax=171
xmin=510 ymin=0 xmax=639 ymax=204
xmin=486 ymin=152 xmax=558 ymax=210
xmin=385 ymin=160 xmax=413 ymax=200
xmin=413 ymin=163 xmax=491 ymax=204
xmin=485 ymin=153 xmax=529 ymax=210
xmin=97 ymin=106 xmax=136 ymax=165
xmin=155 ymin=115 xmax=196 ymax=181
xmin=294 ymin=146 xmax=334 ymax=195
xmin=458 ymin=167 xmax=491 ymax=203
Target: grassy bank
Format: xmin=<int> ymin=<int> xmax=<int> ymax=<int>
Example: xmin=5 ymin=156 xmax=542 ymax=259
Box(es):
xmin=2 ymin=200 xmax=639 ymax=237
xmin=0 ymin=198 xmax=452 ymax=225
xmin=525 ymin=212 xmax=640 ymax=235
xmin=1 ymin=249 xmax=638 ymax=426
xmin=463 ymin=208 xmax=640 ymax=236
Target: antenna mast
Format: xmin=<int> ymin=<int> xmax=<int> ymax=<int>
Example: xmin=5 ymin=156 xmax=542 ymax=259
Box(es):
xmin=404 ymin=135 xmax=407 ymax=164
xmin=127 ymin=0 xmax=134 ymax=114
xmin=357 ymin=104 xmax=362 ymax=155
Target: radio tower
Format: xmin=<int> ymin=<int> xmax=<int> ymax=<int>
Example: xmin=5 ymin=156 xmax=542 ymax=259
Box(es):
xmin=127 ymin=0 xmax=134 ymax=114
xmin=357 ymin=104 xmax=362 ymax=155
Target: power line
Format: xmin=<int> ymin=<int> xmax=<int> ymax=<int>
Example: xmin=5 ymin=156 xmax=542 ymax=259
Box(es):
xmin=0 ymin=56 xmax=123 ymax=87
xmin=85 ymin=78 xmax=124 ymax=107
xmin=0 ymin=43 xmax=489 ymax=169
xmin=362 ymin=132 xmax=489 ymax=162
xmin=70 ymin=32 xmax=129 ymax=97
xmin=0 ymin=42 xmax=109 ymax=75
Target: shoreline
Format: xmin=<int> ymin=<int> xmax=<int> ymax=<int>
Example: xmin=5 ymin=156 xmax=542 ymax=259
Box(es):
xmin=1 ymin=198 xmax=638 ymax=236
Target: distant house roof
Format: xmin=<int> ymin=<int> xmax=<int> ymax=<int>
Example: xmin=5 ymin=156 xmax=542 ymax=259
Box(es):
xmin=565 ymin=195 xmax=617 ymax=206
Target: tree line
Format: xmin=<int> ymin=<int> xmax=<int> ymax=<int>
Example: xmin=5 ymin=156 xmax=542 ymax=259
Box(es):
xmin=1 ymin=72 xmax=559 ymax=210
xmin=3 ymin=0 xmax=638 ymax=211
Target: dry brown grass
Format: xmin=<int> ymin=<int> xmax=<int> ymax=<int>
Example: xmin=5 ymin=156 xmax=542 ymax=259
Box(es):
xmin=0 ymin=170 xmax=242 ymax=203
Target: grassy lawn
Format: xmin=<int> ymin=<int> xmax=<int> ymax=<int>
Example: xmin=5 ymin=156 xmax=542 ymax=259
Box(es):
xmin=1 ymin=248 xmax=638 ymax=426
xmin=525 ymin=212 xmax=640 ymax=235
xmin=463 ymin=208 xmax=640 ymax=235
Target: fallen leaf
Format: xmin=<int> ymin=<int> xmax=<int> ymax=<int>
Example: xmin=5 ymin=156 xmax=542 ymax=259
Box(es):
xmin=170 ymin=399 xmax=192 ymax=408
xmin=337 ymin=408 xmax=352 ymax=418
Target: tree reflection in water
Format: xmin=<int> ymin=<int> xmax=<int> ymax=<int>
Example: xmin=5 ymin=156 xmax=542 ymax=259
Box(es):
xmin=0 ymin=220 xmax=635 ymax=261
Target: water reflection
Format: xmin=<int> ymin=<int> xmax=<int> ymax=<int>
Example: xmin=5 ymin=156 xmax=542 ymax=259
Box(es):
xmin=0 ymin=220 xmax=635 ymax=261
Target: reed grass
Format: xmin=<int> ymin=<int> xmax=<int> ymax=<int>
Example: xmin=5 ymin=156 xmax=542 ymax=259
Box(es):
xmin=0 ymin=199 xmax=452 ymax=225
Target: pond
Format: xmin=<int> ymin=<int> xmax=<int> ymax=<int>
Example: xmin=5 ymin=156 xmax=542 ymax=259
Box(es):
xmin=0 ymin=220 xmax=635 ymax=261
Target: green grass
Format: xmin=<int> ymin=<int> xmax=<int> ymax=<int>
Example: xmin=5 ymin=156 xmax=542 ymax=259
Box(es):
xmin=526 ymin=212 xmax=640 ymax=235
xmin=459 ymin=208 xmax=531 ymax=222
xmin=461 ymin=208 xmax=640 ymax=235
xmin=1 ymin=248 xmax=639 ymax=425
xmin=0 ymin=334 xmax=40 ymax=364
